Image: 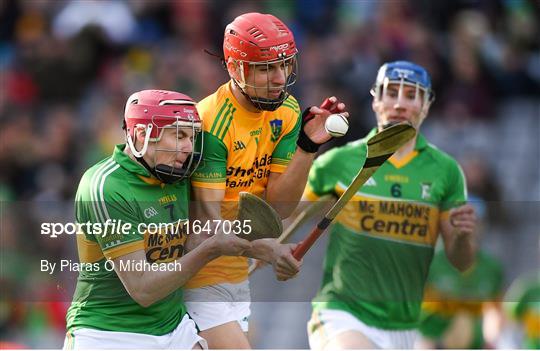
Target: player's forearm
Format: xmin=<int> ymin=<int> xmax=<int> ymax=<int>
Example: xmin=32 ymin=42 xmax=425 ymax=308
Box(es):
xmin=118 ymin=239 xmax=220 ymax=307
xmin=266 ymin=148 xmax=316 ymax=218
xmin=185 ymin=188 xmax=223 ymax=251
xmin=244 ymin=238 xmax=276 ymax=263
xmin=445 ymin=233 xmax=477 ymax=272
xmin=440 ymin=207 xmax=478 ymax=272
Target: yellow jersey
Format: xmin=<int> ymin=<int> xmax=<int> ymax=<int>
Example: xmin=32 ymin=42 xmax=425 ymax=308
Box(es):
xmin=188 ymin=82 xmax=301 ymax=288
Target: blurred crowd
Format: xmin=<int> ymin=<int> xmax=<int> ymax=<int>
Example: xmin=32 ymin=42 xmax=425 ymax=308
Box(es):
xmin=0 ymin=0 xmax=538 ymax=348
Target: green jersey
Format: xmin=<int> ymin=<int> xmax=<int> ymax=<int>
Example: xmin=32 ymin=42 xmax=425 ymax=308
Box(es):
xmin=309 ymin=130 xmax=467 ymax=330
xmin=505 ymin=272 xmax=540 ymax=348
xmin=66 ymin=144 xmax=190 ymax=336
xmin=419 ymin=248 xmax=503 ymax=347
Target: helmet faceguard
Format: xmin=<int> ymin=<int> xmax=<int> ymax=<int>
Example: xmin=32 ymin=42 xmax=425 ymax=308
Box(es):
xmin=371 ymin=61 xmax=435 ymax=120
xmin=123 ymin=90 xmax=203 ymax=184
xmin=234 ymin=54 xmax=298 ymax=111
xmin=224 ymin=12 xmax=298 ymax=111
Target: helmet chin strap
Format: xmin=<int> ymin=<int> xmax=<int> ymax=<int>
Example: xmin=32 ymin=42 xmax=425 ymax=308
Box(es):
xmin=230 ymin=76 xmax=285 ymax=111
xmin=252 ymin=94 xmax=286 ymax=111
xmin=231 ymin=58 xmax=294 ymax=112
xmin=136 ymin=156 xmax=188 ymax=184
xmin=127 ymin=124 xmax=153 ymax=158
xmin=127 ymin=124 xmax=188 ymax=184
xmin=154 ymin=164 xmax=188 ymax=184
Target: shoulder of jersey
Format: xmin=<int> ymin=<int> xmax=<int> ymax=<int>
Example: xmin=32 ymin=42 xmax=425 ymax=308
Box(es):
xmin=422 ymin=140 xmax=461 ymax=170
xmin=197 ymin=86 xmax=236 ymax=140
xmin=278 ymin=95 xmax=301 ymax=117
xmin=79 ymin=157 xmax=127 ymax=202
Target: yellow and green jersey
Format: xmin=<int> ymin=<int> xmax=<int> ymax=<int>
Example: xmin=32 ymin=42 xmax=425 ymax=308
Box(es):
xmin=66 ymin=144 xmax=189 ymax=335
xmin=309 ymin=129 xmax=467 ymax=330
xmin=188 ymin=82 xmax=301 ymax=288
xmin=505 ymin=272 xmax=540 ymax=348
xmin=419 ymin=248 xmax=504 ymax=348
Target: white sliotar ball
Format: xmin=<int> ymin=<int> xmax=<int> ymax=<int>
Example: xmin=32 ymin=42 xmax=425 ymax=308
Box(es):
xmin=324 ymin=113 xmax=349 ymax=137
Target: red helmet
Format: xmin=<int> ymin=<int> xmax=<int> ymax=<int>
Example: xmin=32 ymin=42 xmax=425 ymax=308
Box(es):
xmin=124 ymin=90 xmax=200 ymax=139
xmin=224 ymin=12 xmax=297 ymax=63
xmin=123 ymin=90 xmax=202 ymax=183
xmin=223 ymin=13 xmax=298 ymax=111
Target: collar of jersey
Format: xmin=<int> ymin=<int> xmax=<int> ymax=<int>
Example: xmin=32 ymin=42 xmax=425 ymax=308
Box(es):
xmin=225 ymin=81 xmax=266 ymax=119
xmin=112 ymin=143 xmax=154 ymax=179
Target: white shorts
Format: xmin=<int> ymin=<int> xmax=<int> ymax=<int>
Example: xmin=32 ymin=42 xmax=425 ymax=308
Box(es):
xmin=184 ymin=281 xmax=251 ymax=332
xmin=63 ymin=314 xmax=207 ymax=350
xmin=308 ymin=308 xmax=418 ymax=349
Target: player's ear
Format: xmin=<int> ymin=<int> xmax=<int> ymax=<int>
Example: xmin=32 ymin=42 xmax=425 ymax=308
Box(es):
xmin=226 ymin=59 xmax=240 ymax=80
xmin=135 ymin=125 xmax=146 ymax=143
xmin=371 ymin=97 xmax=381 ymax=114
xmin=419 ymin=100 xmax=432 ymax=122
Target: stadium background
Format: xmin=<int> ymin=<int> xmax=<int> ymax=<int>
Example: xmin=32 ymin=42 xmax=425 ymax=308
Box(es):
xmin=0 ymin=0 xmax=538 ymax=348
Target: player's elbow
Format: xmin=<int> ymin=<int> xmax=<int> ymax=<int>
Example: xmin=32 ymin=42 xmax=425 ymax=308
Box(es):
xmin=137 ymin=298 xmax=155 ymax=308
xmin=267 ymin=196 xmax=297 ymax=219
xmin=122 ymin=280 xmax=158 ymax=307
xmin=449 ymin=255 xmax=475 ymax=272
xmin=129 ymin=289 xmax=157 ymax=308
xmin=274 ymin=204 xmax=296 ymax=219
xmin=453 ymin=262 xmax=471 ymax=273
xmin=265 ymin=186 xmax=300 ymax=219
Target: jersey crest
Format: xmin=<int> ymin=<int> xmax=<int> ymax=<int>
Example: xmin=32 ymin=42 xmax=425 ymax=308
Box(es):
xmin=421 ymin=182 xmax=432 ymax=200
xmin=269 ymin=119 xmax=283 ymax=142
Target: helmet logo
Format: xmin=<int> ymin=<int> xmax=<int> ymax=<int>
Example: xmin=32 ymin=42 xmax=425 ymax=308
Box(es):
xmin=393 ymin=68 xmax=415 ymax=78
xmin=270 ymin=43 xmax=289 ymax=51
xmin=225 ymin=42 xmax=247 ymax=57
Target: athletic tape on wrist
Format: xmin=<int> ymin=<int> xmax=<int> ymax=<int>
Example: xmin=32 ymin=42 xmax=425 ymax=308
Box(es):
xmin=297 ymin=108 xmax=323 ymax=153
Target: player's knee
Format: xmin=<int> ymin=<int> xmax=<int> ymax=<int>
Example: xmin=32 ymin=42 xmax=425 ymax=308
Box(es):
xmin=200 ymin=322 xmax=251 ymax=349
